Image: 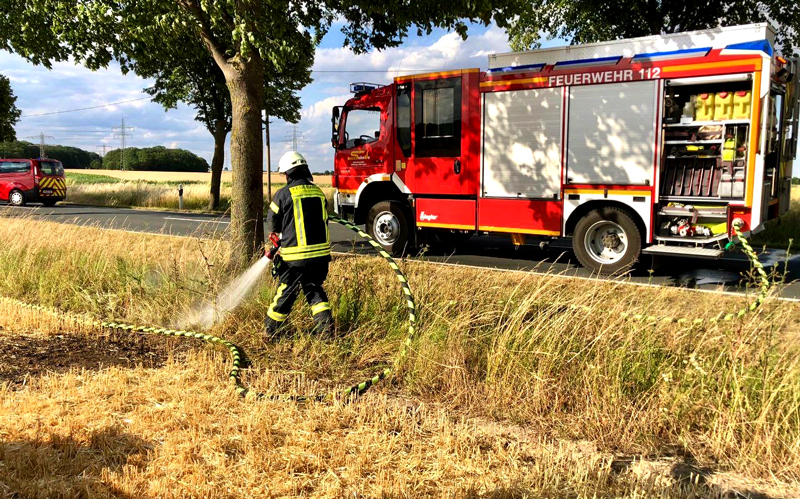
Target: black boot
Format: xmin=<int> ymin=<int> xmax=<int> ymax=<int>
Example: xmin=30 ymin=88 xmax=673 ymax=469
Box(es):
xmin=264 ymin=316 xmax=290 ymax=339
xmin=312 ymin=310 xmax=334 ymax=336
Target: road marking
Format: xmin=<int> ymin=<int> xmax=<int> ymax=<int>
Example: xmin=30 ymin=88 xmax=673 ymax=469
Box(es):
xmin=164 ymin=216 xmax=230 ymax=224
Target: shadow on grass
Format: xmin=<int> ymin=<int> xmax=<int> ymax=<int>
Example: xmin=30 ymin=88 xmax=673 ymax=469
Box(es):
xmin=0 ymin=426 xmax=153 ymax=499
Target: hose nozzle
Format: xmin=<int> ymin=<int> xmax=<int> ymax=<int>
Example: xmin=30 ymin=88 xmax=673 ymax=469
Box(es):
xmin=265 ymin=233 xmax=281 ymax=260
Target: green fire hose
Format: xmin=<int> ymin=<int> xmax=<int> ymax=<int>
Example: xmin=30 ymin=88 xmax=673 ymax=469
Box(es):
xmin=0 ymin=221 xmax=771 ymax=402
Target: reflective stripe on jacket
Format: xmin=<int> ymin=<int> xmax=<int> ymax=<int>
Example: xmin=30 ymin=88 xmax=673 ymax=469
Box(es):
xmin=268 ymin=179 xmax=330 ymax=263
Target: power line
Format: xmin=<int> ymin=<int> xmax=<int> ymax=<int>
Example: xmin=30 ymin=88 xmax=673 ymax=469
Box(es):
xmin=15 ymin=68 xmax=451 ymax=120
xmin=37 ymin=130 xmax=111 ymax=134
xmin=20 ymin=97 xmax=153 ymax=118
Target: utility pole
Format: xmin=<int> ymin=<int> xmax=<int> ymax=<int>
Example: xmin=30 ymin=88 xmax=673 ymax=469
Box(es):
xmin=26 ymin=133 xmax=55 ymax=158
xmin=96 ymin=144 xmax=108 ymax=157
xmin=112 ymin=118 xmax=135 ymax=170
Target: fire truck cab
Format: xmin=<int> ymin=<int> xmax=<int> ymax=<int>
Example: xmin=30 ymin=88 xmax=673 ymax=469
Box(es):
xmin=331 ymin=24 xmax=798 ymax=274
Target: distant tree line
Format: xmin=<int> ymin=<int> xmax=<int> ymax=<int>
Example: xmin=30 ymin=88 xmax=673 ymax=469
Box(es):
xmin=1 ymin=141 xmax=208 ymax=172
xmin=102 ymin=146 xmax=208 ymax=172
xmin=0 ymin=140 xmax=101 ymax=168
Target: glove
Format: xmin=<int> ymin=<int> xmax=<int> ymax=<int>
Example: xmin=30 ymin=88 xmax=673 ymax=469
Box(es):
xmin=270 ymin=254 xmax=283 ymax=279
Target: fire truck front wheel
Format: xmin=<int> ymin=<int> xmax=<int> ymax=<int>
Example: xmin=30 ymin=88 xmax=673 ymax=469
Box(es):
xmin=573 ymin=207 xmax=641 ymax=275
xmin=366 ymin=201 xmax=411 ymax=256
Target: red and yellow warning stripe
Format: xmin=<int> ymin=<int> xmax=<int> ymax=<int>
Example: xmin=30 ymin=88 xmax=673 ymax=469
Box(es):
xmin=39 ymin=177 xmax=67 ymax=197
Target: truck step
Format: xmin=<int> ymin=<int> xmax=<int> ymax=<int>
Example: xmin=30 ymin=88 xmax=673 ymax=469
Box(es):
xmin=642 ymin=245 xmax=723 ymax=258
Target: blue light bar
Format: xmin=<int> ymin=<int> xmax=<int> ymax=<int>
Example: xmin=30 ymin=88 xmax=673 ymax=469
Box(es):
xmin=554 ymin=55 xmax=622 ymax=69
xmin=632 ymin=47 xmax=710 ymax=62
xmin=723 ymin=39 xmax=774 ymax=56
xmin=486 ymin=63 xmax=546 ymax=74
xmin=350 ymin=82 xmax=383 ymax=94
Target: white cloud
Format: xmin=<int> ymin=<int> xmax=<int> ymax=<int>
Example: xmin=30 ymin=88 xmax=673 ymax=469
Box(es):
xmin=2 ymin=24 xmax=514 ymax=172
xmin=301 ymin=93 xmax=351 ymax=122
xmin=274 ymin=25 xmax=512 ymax=170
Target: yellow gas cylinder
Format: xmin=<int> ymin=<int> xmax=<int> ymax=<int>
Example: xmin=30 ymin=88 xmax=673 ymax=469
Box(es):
xmin=714 ymin=91 xmax=734 ymax=121
xmin=732 ymin=91 xmax=751 ymax=119
xmin=695 ymin=93 xmax=715 ymax=120
xmin=723 ymin=136 xmax=736 ymax=161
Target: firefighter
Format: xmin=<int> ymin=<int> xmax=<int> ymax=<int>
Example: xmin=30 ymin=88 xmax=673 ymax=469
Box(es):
xmin=265 ymin=151 xmax=334 ymax=337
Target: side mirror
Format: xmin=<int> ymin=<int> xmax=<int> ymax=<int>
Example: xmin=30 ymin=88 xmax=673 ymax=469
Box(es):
xmin=331 ymin=106 xmax=342 ymax=149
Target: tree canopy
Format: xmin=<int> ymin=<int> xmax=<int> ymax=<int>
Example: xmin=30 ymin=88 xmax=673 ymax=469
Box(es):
xmin=102 ymin=146 xmax=209 ymax=172
xmin=0 ymin=74 xmax=21 ymax=142
xmin=133 ymin=24 xmax=310 ymax=136
xmin=0 ymin=140 xmax=101 ymax=168
xmin=507 ymin=0 xmax=800 ymax=56
xmin=0 ymin=0 xmax=520 ymax=265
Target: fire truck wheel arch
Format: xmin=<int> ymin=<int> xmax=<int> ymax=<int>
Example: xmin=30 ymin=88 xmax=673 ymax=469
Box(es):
xmin=354 ymin=181 xmax=408 ymax=225
xmin=565 ymin=200 xmax=647 ymax=243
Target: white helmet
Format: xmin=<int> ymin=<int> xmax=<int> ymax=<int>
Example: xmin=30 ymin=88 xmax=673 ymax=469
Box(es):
xmin=278 ymin=151 xmax=308 ymax=173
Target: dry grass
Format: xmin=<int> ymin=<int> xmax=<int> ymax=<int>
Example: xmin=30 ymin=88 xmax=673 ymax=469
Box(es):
xmin=0 ymin=214 xmax=799 ymax=496
xmin=64 ymin=179 xmax=333 ymax=212
xmin=66 ymin=169 xmax=331 ymax=186
xmin=751 ymin=185 xmax=800 ymax=248
xmin=66 ymin=181 xmax=237 ymax=212
xmin=6 ymin=351 xmax=787 ymax=499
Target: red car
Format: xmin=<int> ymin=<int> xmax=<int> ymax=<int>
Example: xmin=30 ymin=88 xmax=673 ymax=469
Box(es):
xmin=0 ymin=158 xmax=66 ymax=207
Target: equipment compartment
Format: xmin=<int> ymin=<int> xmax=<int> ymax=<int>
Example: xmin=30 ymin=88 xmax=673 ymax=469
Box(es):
xmin=660 ymin=79 xmax=752 ymax=200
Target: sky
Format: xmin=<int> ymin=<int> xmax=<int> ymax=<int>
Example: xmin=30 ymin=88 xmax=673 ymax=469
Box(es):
xmin=1 ymin=23 xmax=518 ymax=173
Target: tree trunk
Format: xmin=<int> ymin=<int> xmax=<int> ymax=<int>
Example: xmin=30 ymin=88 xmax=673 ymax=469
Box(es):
xmin=208 ymin=122 xmax=227 ymax=211
xmin=226 ymin=59 xmax=265 ymax=269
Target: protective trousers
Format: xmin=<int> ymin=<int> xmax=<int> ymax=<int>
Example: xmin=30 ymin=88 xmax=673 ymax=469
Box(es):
xmin=266 ymin=259 xmax=333 ymax=334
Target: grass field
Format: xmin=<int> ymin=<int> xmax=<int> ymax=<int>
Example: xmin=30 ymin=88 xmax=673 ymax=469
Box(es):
xmin=66 ymin=169 xmax=332 ymax=186
xmin=0 ymin=215 xmax=798 ymax=497
xmin=64 ymin=170 xmax=333 ymax=212
xmin=751 ymin=185 xmax=800 ymax=248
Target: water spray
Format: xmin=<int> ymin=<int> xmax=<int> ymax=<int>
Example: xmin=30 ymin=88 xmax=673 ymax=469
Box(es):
xmin=180 ymin=233 xmax=282 ymax=329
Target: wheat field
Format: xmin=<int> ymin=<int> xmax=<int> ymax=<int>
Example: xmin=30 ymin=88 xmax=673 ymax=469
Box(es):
xmin=63 ymin=171 xmax=334 ymax=212
xmin=0 ymin=214 xmax=798 ymax=497
xmin=66 ymin=169 xmax=331 ymax=186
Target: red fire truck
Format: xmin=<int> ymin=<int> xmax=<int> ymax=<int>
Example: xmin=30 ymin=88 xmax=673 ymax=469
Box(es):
xmin=331 ymin=24 xmax=798 ymax=273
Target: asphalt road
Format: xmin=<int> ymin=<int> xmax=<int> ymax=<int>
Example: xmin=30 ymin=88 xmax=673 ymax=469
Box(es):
xmin=4 ymin=203 xmax=799 ymax=300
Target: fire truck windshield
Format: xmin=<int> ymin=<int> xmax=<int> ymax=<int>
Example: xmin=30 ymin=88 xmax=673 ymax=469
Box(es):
xmin=342 ymin=108 xmax=380 ymax=149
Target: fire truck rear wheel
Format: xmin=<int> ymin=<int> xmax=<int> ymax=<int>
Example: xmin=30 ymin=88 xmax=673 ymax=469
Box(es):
xmin=366 ymin=201 xmax=411 ymax=256
xmin=8 ymin=190 xmax=25 ymax=207
xmin=573 ymin=207 xmax=641 ymax=275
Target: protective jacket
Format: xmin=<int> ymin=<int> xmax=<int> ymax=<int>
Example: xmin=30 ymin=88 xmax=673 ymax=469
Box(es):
xmin=267 ymin=173 xmax=331 ymax=266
